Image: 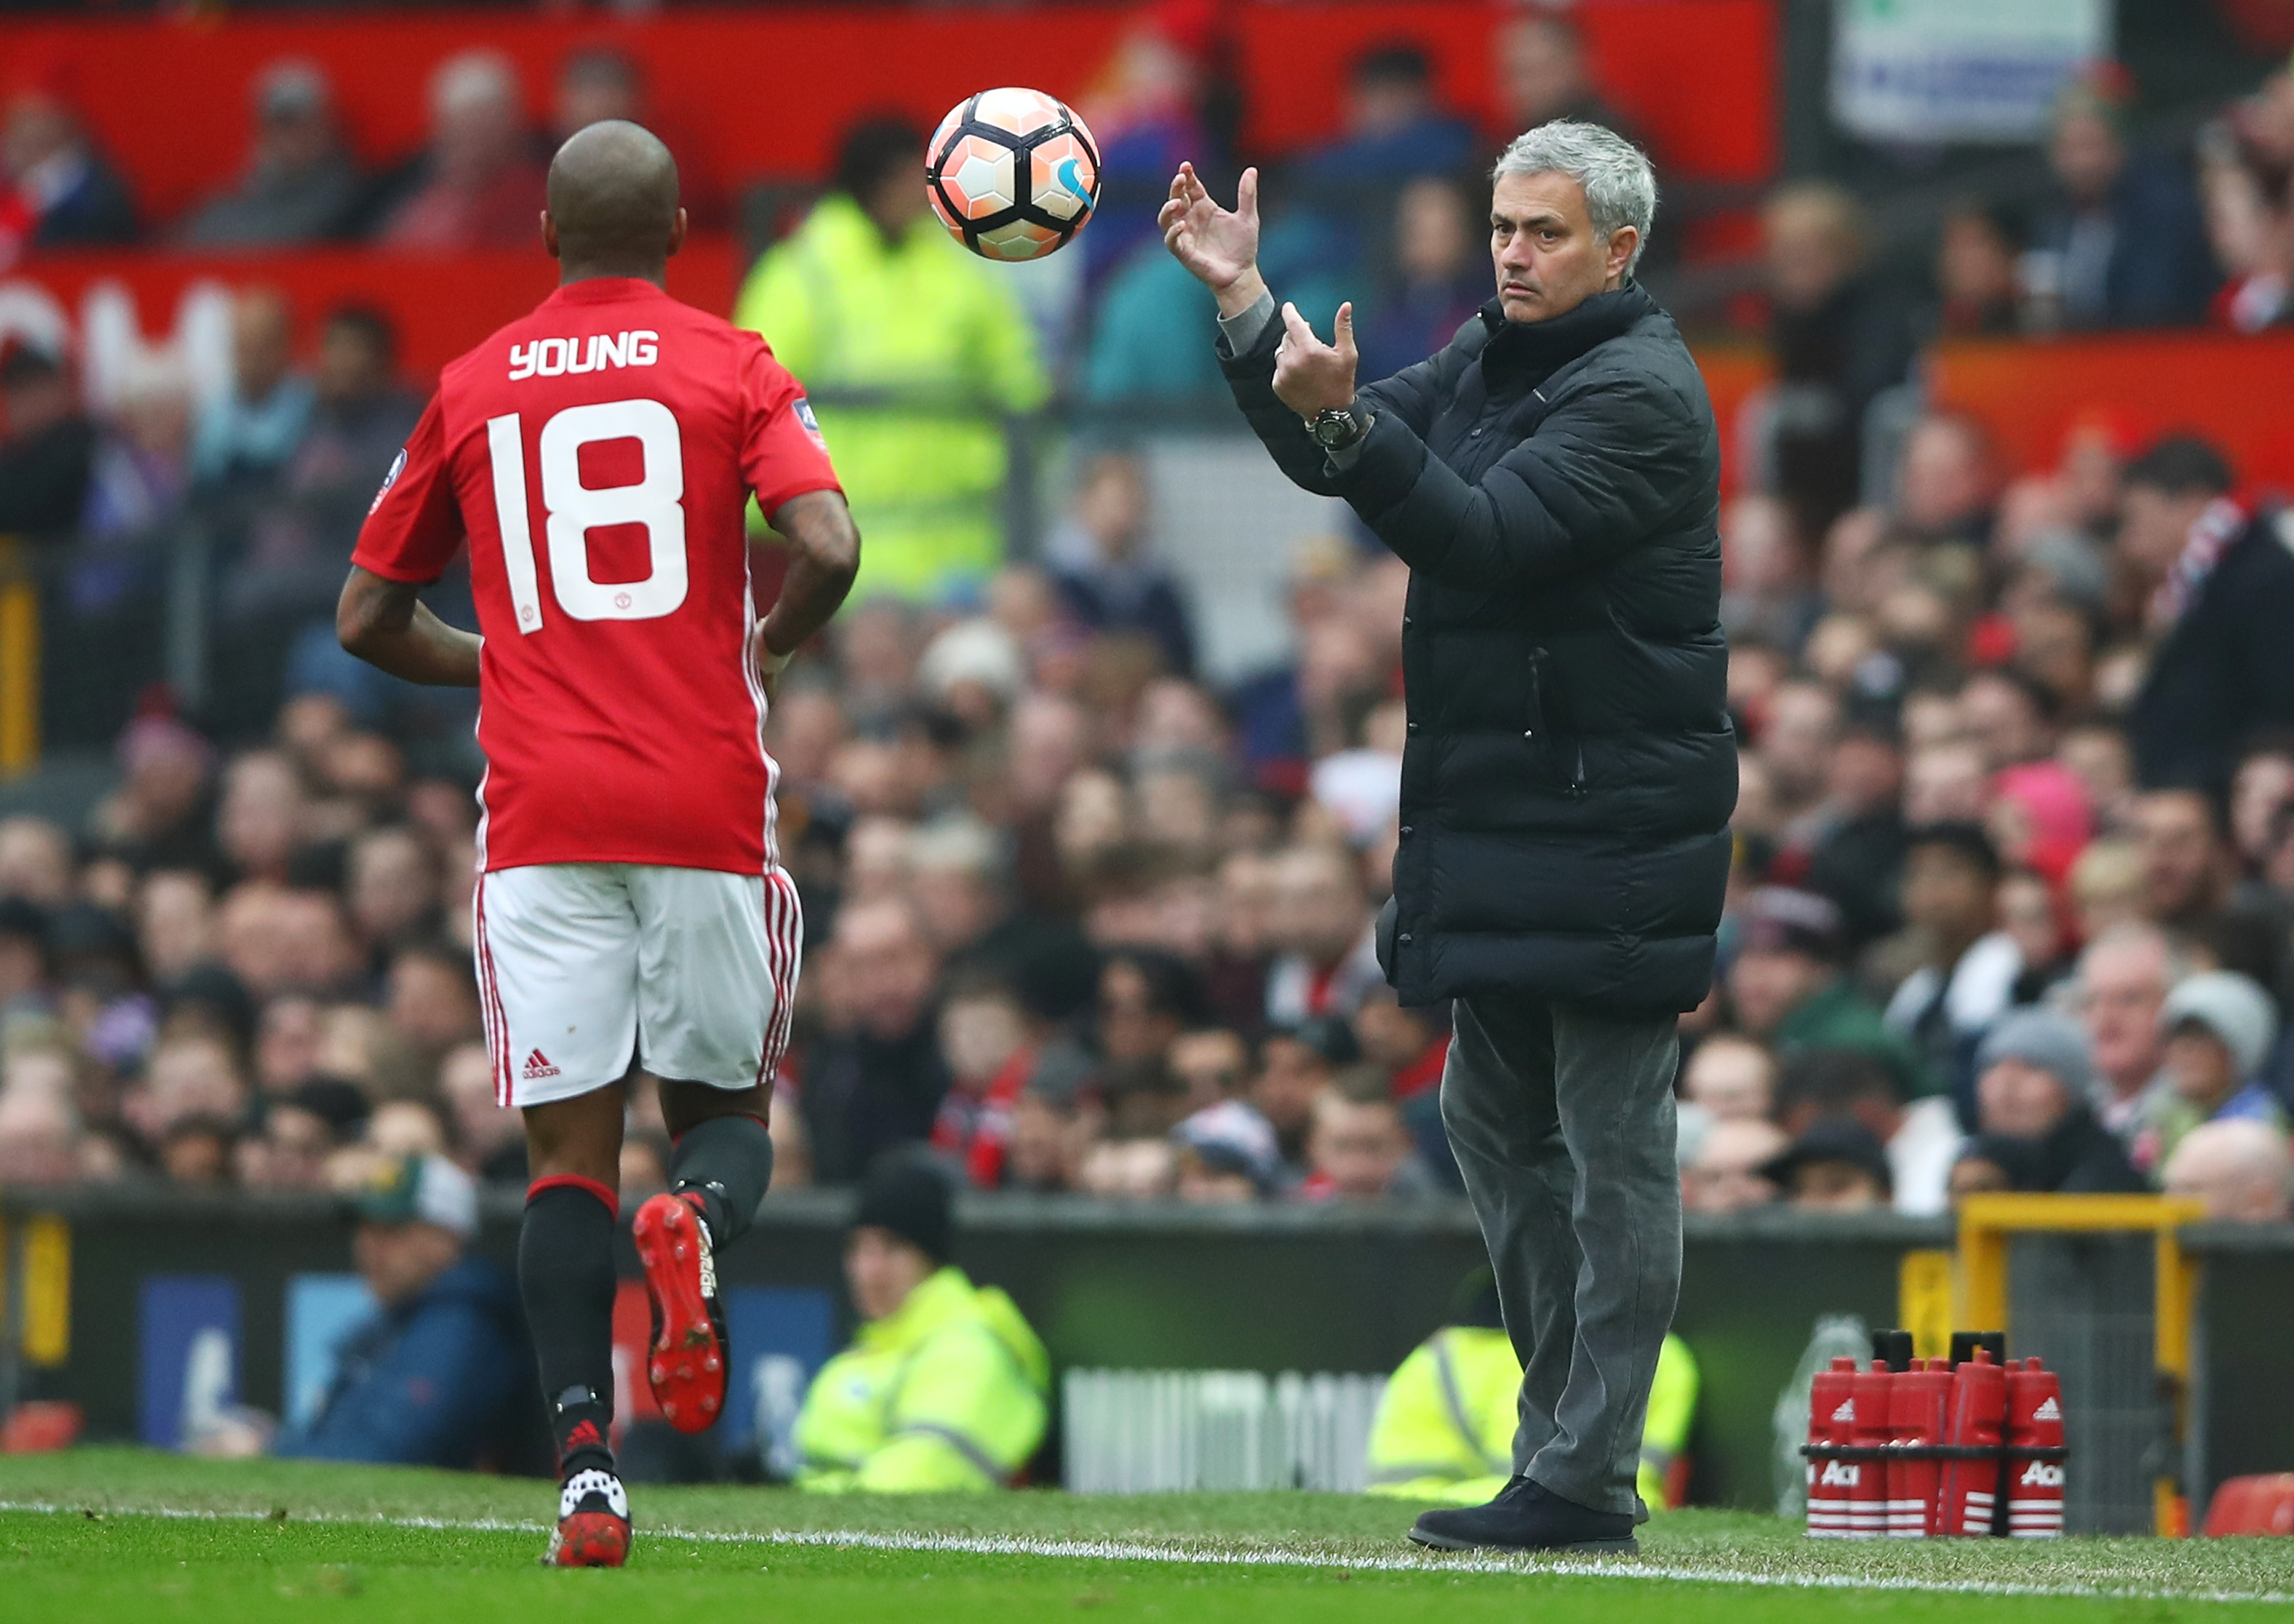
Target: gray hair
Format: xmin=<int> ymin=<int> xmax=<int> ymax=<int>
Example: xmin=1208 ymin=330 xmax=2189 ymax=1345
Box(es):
xmin=1492 ymin=120 xmax=1658 ymax=273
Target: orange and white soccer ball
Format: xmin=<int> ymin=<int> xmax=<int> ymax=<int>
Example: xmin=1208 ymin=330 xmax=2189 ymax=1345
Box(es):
xmin=925 ymin=87 xmax=1101 ymax=262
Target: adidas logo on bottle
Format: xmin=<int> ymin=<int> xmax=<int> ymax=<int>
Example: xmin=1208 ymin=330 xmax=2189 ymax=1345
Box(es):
xmin=524 ymin=1049 xmax=562 ymax=1081
xmin=1831 ymin=1399 xmax=1855 ymax=1423
xmin=2032 ymin=1396 xmax=2061 ymax=1421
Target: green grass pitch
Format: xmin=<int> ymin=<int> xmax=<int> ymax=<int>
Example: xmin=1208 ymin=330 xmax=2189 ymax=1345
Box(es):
xmin=0 ymin=1450 xmax=2287 ymax=1623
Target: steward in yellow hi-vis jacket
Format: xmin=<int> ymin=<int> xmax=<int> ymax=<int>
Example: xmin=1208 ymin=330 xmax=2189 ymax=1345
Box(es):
xmin=1365 ymin=1273 xmax=1699 ymax=1511
xmin=794 ymin=1154 xmax=1049 ymax=1492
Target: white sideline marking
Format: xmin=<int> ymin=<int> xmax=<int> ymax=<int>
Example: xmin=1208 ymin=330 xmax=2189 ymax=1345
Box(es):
xmin=2 ymin=1499 xmax=2287 ymax=1605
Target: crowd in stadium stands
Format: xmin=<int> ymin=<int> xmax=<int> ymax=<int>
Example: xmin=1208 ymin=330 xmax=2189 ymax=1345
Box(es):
xmin=2 ymin=18 xmax=2294 ymax=1229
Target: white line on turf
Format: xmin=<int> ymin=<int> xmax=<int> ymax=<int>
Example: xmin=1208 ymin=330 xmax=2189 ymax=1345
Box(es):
xmin=2 ymin=1499 xmax=2287 ymax=1605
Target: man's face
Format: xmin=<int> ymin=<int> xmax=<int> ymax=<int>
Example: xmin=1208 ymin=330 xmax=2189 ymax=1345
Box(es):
xmin=844 ymin=1226 xmax=933 ymax=1322
xmin=1252 ymin=1039 xmax=1330 ymax=1133
xmin=1681 ymin=1039 xmax=1774 ymax=1121
xmin=2079 ymin=941 xmax=2168 ymax=1096
xmin=1490 ymin=171 xmax=1635 ymax=324
xmin=1727 ymin=947 xmax=1827 ymax=1037
xmin=2050 ymin=111 xmax=2124 ymax=204
xmin=1977 ymin=1058 xmax=2072 ymax=1140
xmin=2118 ymin=484 xmax=2212 ymax=580
xmin=1308 ymin=1099 xmax=1406 ymax=1199
xmin=1901 ymin=845 xmax=1996 ymax=944
xmin=353 ymin=1220 xmax=460 ymax=1307
xmin=1681 ymin=1119 xmax=1786 ymax=1212
xmin=2136 ymin=792 xmax=2223 ymax=921
xmin=1272 ymin=848 xmax=1367 ymax=963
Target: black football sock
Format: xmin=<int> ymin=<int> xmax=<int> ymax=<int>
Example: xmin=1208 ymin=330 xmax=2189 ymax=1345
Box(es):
xmin=520 ymin=1178 xmax=620 ymax=1479
xmin=667 ymin=1111 xmax=775 ymax=1251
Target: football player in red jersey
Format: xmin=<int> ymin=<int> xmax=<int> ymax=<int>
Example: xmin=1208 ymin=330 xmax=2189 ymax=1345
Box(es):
xmin=338 ymin=121 xmax=859 ymax=1567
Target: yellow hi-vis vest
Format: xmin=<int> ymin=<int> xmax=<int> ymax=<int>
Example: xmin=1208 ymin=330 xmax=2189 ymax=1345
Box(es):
xmin=734 ymin=194 xmax=1049 ymax=604
xmin=1364 ymin=1328 xmax=1700 ymax=1510
xmin=793 ymin=1265 xmax=1049 ymax=1492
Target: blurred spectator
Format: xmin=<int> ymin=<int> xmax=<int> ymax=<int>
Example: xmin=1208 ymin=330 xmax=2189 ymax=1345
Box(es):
xmin=1880 ymin=822 xmax=2020 ymax=1119
xmin=794 ymin=1154 xmax=1047 ymax=1490
xmin=226 ymin=307 xmax=423 ymax=631
xmin=2160 ymin=1117 xmax=2294 ymax=1222
xmin=77 ymin=352 xmax=193 ymax=554
xmin=1492 ymin=11 xmax=1633 ymax=144
xmin=1774 ymin=1048 xmax=1962 ymax=1217
xmin=1928 ymin=202 xmax=2023 ymax=339
xmin=1 ymin=61 xmax=136 ymax=261
xmin=2135 ymin=970 xmax=2285 ymax=1172
xmin=2123 ymin=437 xmax=2294 ymax=798
xmin=1762 ymin=1119 xmax=1893 ymax=1212
xmin=2133 ymin=788 xmax=2234 ymax=937
xmin=1728 ymin=888 xmax=1928 ymax=1101
xmin=1357 ymin=176 xmax=1489 ymax=384
xmin=378 ymin=51 xmax=545 ymax=250
xmin=273 ymin=1153 xmax=527 ymax=1467
xmin=1958 ymin=1008 xmax=2144 ymax=1194
xmin=1045 ymin=452 xmax=1197 ymax=676
xmin=2030 ymin=73 xmax=2217 ymax=330
xmin=0 ymin=344 xmax=95 ymax=537
xmin=1302 ymin=43 xmax=1473 ymax=187
xmin=737 ymin=115 xmax=1047 ymax=602
xmin=192 ymin=288 xmax=315 ymax=491
xmin=1679 ymin=1116 xmax=1787 ymax=1213
xmin=553 ymin=47 xmax=641 ymax=141
xmin=180 ymin=61 xmax=361 ymax=246
xmin=800 ymin=897 xmax=950 ymax=1183
xmin=1894 ymin=414 xmax=1998 ymax=548
xmin=1171 ymin=1096 xmax=1280 ymax=1200
xmin=1295 ymin=1066 xmax=1428 ymax=1201
xmin=2075 ymin=923 xmax=2180 ymax=1140
xmin=1681 ymin=1034 xmax=1778 ymax=1123
xmin=929 ymin=973 xmax=1035 ymax=1188
xmin=1263 ymin=843 xmax=1379 ymax=1024
xmin=1760 ymin=183 xmax=1916 ymax=549
xmin=1252 ymin=1015 xmax=1354 ymax=1179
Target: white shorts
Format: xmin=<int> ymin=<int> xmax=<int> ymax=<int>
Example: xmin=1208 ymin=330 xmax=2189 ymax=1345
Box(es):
xmin=473 ymin=862 xmax=802 ymax=1108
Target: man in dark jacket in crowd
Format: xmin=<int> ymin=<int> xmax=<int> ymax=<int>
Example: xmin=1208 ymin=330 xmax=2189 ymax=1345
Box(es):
xmin=277 ymin=1152 xmax=530 ymax=1465
xmin=1162 ymin=119 xmax=1732 ymax=1554
xmin=2122 ymin=437 xmax=2294 ymax=799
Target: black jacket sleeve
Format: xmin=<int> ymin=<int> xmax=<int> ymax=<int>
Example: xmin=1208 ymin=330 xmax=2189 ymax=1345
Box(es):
xmin=1215 ymin=301 xmax=1447 ymax=500
xmin=1331 ymin=369 xmax=1706 ymax=592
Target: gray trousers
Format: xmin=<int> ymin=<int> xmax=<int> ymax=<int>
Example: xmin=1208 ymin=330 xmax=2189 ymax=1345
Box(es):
xmin=1439 ymin=993 xmax=1683 ymax=1519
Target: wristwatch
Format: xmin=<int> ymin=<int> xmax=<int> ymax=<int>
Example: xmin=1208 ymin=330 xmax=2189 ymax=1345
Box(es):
xmin=1308 ymin=404 xmax=1371 ymax=452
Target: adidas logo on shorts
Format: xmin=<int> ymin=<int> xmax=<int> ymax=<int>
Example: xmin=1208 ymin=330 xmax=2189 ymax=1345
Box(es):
xmin=524 ymin=1049 xmax=562 ymax=1081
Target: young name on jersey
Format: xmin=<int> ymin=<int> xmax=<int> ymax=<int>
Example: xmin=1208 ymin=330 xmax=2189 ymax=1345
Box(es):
xmin=509 ymin=330 xmax=660 ymax=381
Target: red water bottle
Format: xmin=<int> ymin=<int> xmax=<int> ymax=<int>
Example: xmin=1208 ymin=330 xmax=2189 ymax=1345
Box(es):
xmin=2005 ymin=1357 xmax=2066 ymax=1538
xmin=1936 ymin=1348 xmax=2006 ymax=1536
xmin=1888 ymin=1358 xmax=1951 ymax=1537
xmin=1806 ymin=1355 xmax=1858 ymax=1537
xmin=1844 ymin=1360 xmax=1895 ymax=1539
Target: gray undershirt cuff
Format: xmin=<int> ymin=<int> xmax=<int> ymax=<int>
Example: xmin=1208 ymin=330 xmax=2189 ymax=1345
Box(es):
xmin=1217 ymin=289 xmax=1278 ymax=353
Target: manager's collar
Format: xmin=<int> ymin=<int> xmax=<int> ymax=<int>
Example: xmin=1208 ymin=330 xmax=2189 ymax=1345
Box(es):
xmin=1479 ymin=280 xmax=1656 ymax=382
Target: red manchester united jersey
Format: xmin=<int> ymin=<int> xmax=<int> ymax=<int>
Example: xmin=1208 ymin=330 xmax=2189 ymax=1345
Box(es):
xmin=353 ymin=277 xmax=839 ymax=874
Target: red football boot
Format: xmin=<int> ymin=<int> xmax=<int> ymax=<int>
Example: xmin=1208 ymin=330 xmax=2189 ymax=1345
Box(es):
xmin=631 ymin=1191 xmax=727 ymax=1433
xmin=545 ymin=1467 xmax=631 ymax=1568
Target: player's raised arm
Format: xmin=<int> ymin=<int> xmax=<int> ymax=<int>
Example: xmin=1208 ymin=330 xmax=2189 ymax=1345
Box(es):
xmin=758 ymin=489 xmax=860 ymax=677
xmin=336 ymin=566 xmax=483 ymax=687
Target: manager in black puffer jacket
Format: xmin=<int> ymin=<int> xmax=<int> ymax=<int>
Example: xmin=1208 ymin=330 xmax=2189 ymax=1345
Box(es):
xmin=1161 ymin=121 xmax=1734 ymax=1555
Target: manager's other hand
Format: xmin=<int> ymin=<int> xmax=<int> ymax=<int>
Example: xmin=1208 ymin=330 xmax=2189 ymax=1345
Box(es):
xmin=1272 ymin=301 xmax=1358 ymax=419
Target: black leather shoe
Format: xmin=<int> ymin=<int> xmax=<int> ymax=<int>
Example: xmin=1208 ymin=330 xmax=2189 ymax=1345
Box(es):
xmin=1408 ymin=1475 xmax=1639 ymax=1555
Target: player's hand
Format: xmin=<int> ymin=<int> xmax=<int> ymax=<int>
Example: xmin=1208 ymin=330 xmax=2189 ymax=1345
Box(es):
xmin=1272 ymin=301 xmax=1359 ymax=419
xmin=1159 ymin=163 xmax=1266 ymax=316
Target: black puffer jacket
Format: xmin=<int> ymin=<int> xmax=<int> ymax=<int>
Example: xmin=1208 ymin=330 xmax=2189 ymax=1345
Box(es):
xmin=1220 ymin=284 xmax=1735 ymax=1014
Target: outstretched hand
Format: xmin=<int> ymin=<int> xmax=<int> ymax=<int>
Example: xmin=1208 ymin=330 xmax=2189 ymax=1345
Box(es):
xmin=1272 ymin=301 xmax=1359 ymax=420
xmin=1159 ymin=163 xmax=1266 ymax=317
